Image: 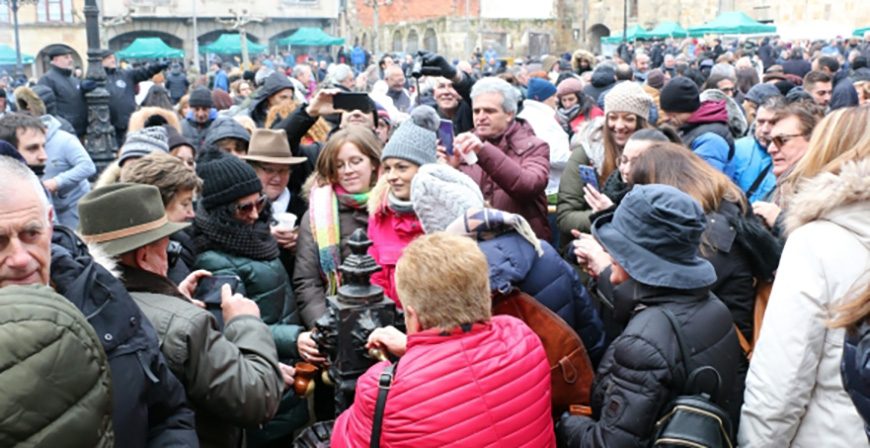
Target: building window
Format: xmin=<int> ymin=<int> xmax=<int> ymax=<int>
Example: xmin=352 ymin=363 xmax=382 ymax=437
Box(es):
xmin=37 ymin=0 xmax=74 ymax=23
xmin=629 ymin=0 xmax=638 ymax=19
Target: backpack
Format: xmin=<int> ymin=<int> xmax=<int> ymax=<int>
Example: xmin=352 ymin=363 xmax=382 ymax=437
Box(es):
xmin=653 ymin=307 xmax=735 ymax=448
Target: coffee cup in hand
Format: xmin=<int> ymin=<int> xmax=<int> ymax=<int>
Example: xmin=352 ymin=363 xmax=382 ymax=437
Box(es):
xmin=273 ymin=212 xmax=297 ymax=231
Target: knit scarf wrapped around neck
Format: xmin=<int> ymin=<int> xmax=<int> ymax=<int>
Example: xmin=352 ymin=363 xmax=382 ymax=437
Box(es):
xmin=445 ymin=208 xmax=543 ymax=256
xmin=193 ymin=203 xmax=280 ymax=260
xmin=309 ymin=183 xmax=370 ymax=295
xmin=556 ymin=104 xmax=581 ymax=127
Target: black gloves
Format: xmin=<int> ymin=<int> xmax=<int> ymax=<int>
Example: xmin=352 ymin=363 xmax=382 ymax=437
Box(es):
xmin=417 ymin=51 xmax=458 ymax=80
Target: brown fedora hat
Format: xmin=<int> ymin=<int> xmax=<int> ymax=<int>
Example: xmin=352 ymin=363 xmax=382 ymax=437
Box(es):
xmin=242 ymin=128 xmax=307 ymax=165
xmin=78 ymin=183 xmax=190 ymax=257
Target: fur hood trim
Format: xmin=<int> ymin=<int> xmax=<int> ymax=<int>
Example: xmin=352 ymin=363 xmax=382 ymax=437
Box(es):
xmin=94 ymin=161 xmax=122 ymax=190
xmin=785 ymin=158 xmax=870 ymax=234
xmin=571 ymin=50 xmax=596 ymax=71
xmin=367 ymin=175 xmax=392 ymax=217
xmin=14 ymin=86 xmax=45 ymax=116
xmin=127 ymin=107 xmax=181 ymax=133
xmin=84 ymin=240 xmax=122 ymax=279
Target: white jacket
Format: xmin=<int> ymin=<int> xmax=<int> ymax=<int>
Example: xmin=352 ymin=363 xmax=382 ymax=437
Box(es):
xmin=739 ymin=159 xmax=870 ymax=448
xmin=517 ymin=100 xmax=570 ymax=196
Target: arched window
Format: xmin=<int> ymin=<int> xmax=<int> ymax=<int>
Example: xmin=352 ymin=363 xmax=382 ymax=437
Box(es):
xmin=423 ymin=28 xmax=437 ymax=53
xmin=392 ymin=29 xmax=403 ymax=53
xmin=407 ymin=29 xmax=419 ymax=54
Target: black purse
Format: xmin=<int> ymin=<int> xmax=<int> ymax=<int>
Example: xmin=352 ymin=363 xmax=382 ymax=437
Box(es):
xmin=653 ymin=307 xmax=734 ymax=448
xmin=370 ymin=360 xmax=399 ymax=448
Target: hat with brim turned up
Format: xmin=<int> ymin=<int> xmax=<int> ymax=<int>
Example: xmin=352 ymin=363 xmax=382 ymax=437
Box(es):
xmin=241 ymin=128 xmax=307 ymax=165
xmin=591 ymin=184 xmax=717 ymax=290
xmin=78 ymin=183 xmax=190 ymax=257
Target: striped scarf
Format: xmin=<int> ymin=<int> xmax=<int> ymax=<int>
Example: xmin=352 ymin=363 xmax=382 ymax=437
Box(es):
xmin=309 ymin=183 xmax=369 ymax=295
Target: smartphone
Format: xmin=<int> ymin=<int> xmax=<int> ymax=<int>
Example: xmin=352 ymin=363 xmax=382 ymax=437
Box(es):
xmin=438 ymin=119 xmax=455 ymax=156
xmin=333 ymin=92 xmax=372 ymax=113
xmin=193 ymin=275 xmax=241 ymax=330
xmin=578 ymin=166 xmax=599 ymax=191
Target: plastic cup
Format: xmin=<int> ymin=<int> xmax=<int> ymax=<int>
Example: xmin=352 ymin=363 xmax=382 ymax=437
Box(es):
xmin=273 ymin=212 xmax=297 ymax=231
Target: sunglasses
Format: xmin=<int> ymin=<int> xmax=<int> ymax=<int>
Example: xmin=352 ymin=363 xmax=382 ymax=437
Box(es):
xmin=229 ymin=194 xmax=267 ymax=216
xmin=771 ymin=133 xmax=805 ymax=148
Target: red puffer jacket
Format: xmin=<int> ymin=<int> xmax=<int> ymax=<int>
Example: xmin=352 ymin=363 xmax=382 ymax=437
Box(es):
xmin=331 ymin=315 xmax=556 ymax=448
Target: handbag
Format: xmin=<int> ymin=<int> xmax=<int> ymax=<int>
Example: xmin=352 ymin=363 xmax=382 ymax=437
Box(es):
xmin=492 ymin=289 xmax=595 ymax=418
xmin=653 ymin=307 xmax=734 ymax=448
xmin=370 ymin=360 xmax=399 ymax=448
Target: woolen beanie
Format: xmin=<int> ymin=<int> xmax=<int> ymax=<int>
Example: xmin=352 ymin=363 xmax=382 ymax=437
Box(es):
xmin=527 ymin=78 xmax=557 ymax=102
xmin=211 ymin=89 xmax=234 ymax=111
xmin=381 ymin=105 xmax=439 ymax=166
xmin=744 ymin=83 xmax=782 ymax=105
xmin=646 ymin=69 xmax=665 ymax=89
xmin=410 ymin=164 xmax=484 ymax=234
xmin=556 ymin=77 xmax=584 ymax=99
xmin=163 ymin=125 xmax=194 ymax=152
xmin=660 ymin=76 xmax=701 ymax=113
xmin=196 ymin=152 xmax=263 ymax=211
xmin=188 ymin=86 xmax=213 ymax=108
xmin=119 ymin=126 xmax=169 ymax=167
xmin=604 ymin=82 xmax=653 ymax=122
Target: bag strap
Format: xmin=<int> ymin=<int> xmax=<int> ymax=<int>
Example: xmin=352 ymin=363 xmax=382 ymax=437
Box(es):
xmin=370 ymin=360 xmax=399 ymax=448
xmin=746 ymin=162 xmax=772 ymax=199
xmin=734 ymin=323 xmax=752 ymax=358
xmin=659 ymin=307 xmax=697 ymax=385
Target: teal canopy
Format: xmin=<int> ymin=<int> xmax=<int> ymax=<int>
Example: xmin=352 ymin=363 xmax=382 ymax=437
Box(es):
xmin=646 ymin=22 xmax=689 ymax=39
xmin=200 ymin=34 xmax=267 ymax=55
xmin=855 ymin=26 xmax=870 ymax=37
xmin=277 ymin=28 xmax=345 ymax=46
xmin=688 ymin=11 xmax=777 ymax=37
xmin=601 ymin=25 xmax=649 ymax=43
xmin=0 ymin=44 xmax=35 ymax=65
xmin=116 ymin=38 xmax=185 ymax=59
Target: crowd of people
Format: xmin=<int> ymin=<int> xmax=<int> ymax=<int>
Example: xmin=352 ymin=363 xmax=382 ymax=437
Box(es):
xmin=2 ymin=30 xmax=870 ymax=448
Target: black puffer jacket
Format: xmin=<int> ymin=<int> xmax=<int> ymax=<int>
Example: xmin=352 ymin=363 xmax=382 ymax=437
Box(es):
xmin=50 ymin=226 xmax=199 ymax=448
xmin=164 ymin=67 xmax=190 ymax=103
xmin=105 ymin=63 xmax=167 ymax=136
xmin=843 ymin=322 xmax=870 ymax=443
xmin=556 ymin=280 xmax=746 ymax=448
xmin=37 ymin=65 xmax=88 ymax=136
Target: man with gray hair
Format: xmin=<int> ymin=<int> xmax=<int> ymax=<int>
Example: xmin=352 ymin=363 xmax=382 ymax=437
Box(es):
xmin=440 ymin=77 xmax=551 ymax=240
xmin=325 ymin=63 xmax=355 ymax=92
xmin=384 ymin=64 xmax=411 ymax=112
xmin=291 ymin=64 xmax=314 ymax=101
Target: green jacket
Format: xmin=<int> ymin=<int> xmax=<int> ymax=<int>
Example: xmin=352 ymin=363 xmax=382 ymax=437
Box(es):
xmin=0 ymin=284 xmax=114 ymax=447
xmin=556 ymin=145 xmax=595 ymax=252
xmin=122 ymin=266 xmax=283 ymax=448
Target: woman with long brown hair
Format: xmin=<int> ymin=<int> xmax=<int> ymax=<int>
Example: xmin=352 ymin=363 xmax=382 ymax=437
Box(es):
xmin=739 ymin=106 xmax=870 ymax=447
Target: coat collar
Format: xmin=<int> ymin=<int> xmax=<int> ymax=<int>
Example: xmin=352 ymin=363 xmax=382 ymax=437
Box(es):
xmin=119 ymin=263 xmax=188 ymax=301
xmin=611 ymin=278 xmax=711 ymax=325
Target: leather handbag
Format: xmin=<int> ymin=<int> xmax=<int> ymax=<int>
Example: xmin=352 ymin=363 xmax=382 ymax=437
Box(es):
xmin=492 ymin=289 xmax=595 ymax=418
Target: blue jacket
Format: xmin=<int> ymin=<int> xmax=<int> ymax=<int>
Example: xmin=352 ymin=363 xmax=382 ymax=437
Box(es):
xmin=41 ymin=114 xmax=95 ymax=229
xmin=479 ymin=232 xmax=606 ymax=365
xmin=732 ymin=136 xmax=776 ymax=203
xmin=351 ymin=46 xmax=366 ymax=66
xmin=214 ymin=70 xmax=228 ymax=92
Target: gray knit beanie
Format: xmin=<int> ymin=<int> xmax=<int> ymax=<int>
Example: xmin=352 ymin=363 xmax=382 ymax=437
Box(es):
xmin=119 ymin=126 xmax=169 ymax=167
xmin=604 ymin=81 xmax=653 ymax=122
xmin=381 ymin=105 xmax=439 ymax=166
xmin=410 ymin=164 xmax=484 ymax=234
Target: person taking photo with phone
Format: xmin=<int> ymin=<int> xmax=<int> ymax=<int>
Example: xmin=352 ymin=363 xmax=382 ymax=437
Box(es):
xmin=77 ymin=182 xmax=286 ymax=448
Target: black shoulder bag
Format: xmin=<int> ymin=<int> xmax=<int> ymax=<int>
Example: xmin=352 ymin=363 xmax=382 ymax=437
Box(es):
xmin=370 ymin=360 xmax=399 ymax=448
xmin=653 ymin=307 xmax=734 ymax=448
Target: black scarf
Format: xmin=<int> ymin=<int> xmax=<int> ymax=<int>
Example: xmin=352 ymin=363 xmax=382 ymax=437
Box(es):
xmin=193 ymin=203 xmax=280 ymax=261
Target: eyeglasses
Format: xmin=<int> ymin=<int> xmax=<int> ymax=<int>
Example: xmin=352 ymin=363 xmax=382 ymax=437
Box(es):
xmin=257 ymin=165 xmax=291 ymax=177
xmin=617 ymin=155 xmax=638 ymax=167
xmin=771 ymin=133 xmax=805 ymax=148
xmin=720 ymin=87 xmax=735 ymax=94
xmin=228 ymin=194 xmax=266 ymax=216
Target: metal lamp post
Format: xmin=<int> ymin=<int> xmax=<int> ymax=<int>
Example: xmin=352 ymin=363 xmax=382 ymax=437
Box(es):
xmin=83 ymin=0 xmax=117 ymax=172
xmin=3 ymin=0 xmax=38 ymax=82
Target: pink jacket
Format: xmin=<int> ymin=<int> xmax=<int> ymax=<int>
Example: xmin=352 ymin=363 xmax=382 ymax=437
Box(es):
xmin=331 ymin=316 xmax=556 ymax=448
xmin=367 ymin=205 xmax=424 ymax=304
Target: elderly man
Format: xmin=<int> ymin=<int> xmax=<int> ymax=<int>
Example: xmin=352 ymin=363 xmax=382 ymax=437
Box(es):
xmin=243 ymin=72 xmax=296 ymax=128
xmin=331 ymin=233 xmax=555 ymax=447
xmin=0 ymin=157 xmax=197 ymax=447
xmin=290 ymin=64 xmax=314 ymax=101
xmin=77 ymin=182 xmax=286 ymax=448
xmin=182 ymin=86 xmax=217 ymax=152
xmin=384 ymin=64 xmax=411 ymax=112
xmin=37 ymin=46 xmax=90 ymax=137
xmin=441 ymin=77 xmax=551 ymax=240
xmin=102 ymin=50 xmax=168 ymax=143
xmin=632 ymin=51 xmax=650 ymax=83
xmin=732 ymin=96 xmax=783 ymax=202
xmin=325 ymin=63 xmax=355 ymax=92
xmin=416 ymin=51 xmax=476 ymax=134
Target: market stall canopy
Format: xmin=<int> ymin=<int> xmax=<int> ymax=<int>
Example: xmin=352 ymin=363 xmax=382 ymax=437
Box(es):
xmin=688 ymin=11 xmax=776 ymax=37
xmin=855 ymin=26 xmax=870 ymax=37
xmin=116 ymin=38 xmax=185 ymax=59
xmin=646 ymin=22 xmax=689 ymax=39
xmin=0 ymin=45 xmax=35 ymax=65
xmin=200 ymin=34 xmax=267 ymax=55
xmin=601 ymin=25 xmax=649 ymax=43
xmin=277 ymin=28 xmax=346 ymax=46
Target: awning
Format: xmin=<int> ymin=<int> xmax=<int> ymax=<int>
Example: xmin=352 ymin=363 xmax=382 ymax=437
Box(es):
xmin=601 ymin=25 xmax=649 ymax=43
xmin=0 ymin=44 xmax=35 ymax=65
xmin=855 ymin=27 xmax=870 ymax=37
xmin=688 ymin=11 xmax=776 ymax=37
xmin=116 ymin=37 xmax=185 ymax=59
xmin=200 ymin=34 xmax=267 ymax=55
xmin=277 ymin=28 xmax=345 ymax=47
xmin=646 ymin=22 xmax=689 ymax=39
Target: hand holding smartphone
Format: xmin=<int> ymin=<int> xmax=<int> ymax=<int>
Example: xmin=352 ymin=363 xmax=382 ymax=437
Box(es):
xmin=193 ymin=275 xmax=241 ymax=330
xmin=438 ymin=119 xmax=455 ymax=156
xmin=578 ymin=165 xmax=599 ymax=191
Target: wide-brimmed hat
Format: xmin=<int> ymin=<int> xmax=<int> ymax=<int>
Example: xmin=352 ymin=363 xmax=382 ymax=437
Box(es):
xmin=591 ymin=184 xmax=716 ymax=289
xmin=78 ymin=183 xmax=190 ymax=257
xmin=241 ymin=128 xmax=307 ymax=165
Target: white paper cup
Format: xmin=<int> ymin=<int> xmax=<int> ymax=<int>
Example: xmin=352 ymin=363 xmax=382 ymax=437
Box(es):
xmin=273 ymin=212 xmax=297 ymax=230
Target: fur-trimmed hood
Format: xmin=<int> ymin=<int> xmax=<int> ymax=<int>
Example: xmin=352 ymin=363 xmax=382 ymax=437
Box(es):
xmin=785 ymin=158 xmax=870 ymax=246
xmin=14 ymin=86 xmax=45 ymax=116
xmin=127 ymin=107 xmax=181 ymax=133
xmin=571 ymin=50 xmax=596 ymax=72
xmin=367 ymin=175 xmax=392 ymax=216
xmin=94 ymin=160 xmax=122 ymax=190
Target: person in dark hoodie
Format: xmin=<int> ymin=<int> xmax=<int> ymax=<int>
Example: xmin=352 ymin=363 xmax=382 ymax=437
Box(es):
xmin=37 ymin=46 xmax=92 ymax=138
xmin=241 ymin=72 xmax=296 ymax=129
xmin=758 ymin=37 xmax=775 ymax=71
xmin=181 ymin=86 xmax=217 ymax=152
xmin=164 ymin=62 xmax=190 ymax=105
xmin=812 ymin=55 xmax=860 ymax=111
xmin=582 ymin=63 xmax=617 ymax=105
xmin=102 ymin=50 xmax=168 ymax=144
xmin=27 ymin=84 xmax=75 ymax=134
xmin=202 ymin=117 xmax=251 ymax=158
xmin=782 ymin=47 xmax=812 ymax=79
xmin=660 ymin=76 xmax=735 ymax=176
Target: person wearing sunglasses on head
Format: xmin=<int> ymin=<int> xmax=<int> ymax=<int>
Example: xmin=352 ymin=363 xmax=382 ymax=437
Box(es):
xmin=191 ymin=151 xmax=309 ymax=447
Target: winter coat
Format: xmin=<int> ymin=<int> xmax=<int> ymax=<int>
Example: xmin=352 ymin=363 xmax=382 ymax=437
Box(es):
xmin=679 ymin=100 xmax=735 ymax=175
xmin=167 ymin=227 xmax=197 ymax=286
xmin=293 ymin=199 xmax=369 ymax=329
xmin=732 ymin=135 xmax=776 ymax=203
xmin=517 ymin=99 xmax=571 ymax=196
xmin=459 ymin=118 xmax=551 ymax=240
xmin=41 ymin=114 xmax=95 ymax=228
xmin=49 ymin=226 xmax=198 ymax=448
xmin=758 ymin=39 xmax=775 ymax=71
xmin=572 ymin=50 xmax=597 ymax=74
xmin=121 ymin=265 xmax=283 ymax=448
xmin=582 ymin=69 xmax=617 ymax=104
xmin=0 ymin=284 xmax=114 ymax=448
xmin=37 ymin=65 xmax=88 ymax=136
xmin=181 ymin=110 xmax=217 ymax=152
xmin=331 ymin=316 xmax=556 ymax=448
xmin=214 ymin=70 xmax=229 ymax=92
xmin=105 ymin=63 xmax=167 ymax=136
xmin=782 ymin=58 xmax=812 ymax=78
xmin=843 ymin=322 xmax=870 ymax=442
xmin=557 ymin=280 xmax=745 ymax=448
xmin=738 ymin=159 xmax=870 ymax=448
xmin=164 ymin=68 xmax=190 ymax=102
xmin=479 ymin=232 xmax=605 ymax=365
xmin=240 ymin=72 xmax=296 ymax=128
xmin=350 ymin=46 xmax=366 ymax=66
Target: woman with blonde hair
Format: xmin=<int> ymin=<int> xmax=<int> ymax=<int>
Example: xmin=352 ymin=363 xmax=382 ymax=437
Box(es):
xmin=739 ymin=106 xmax=870 ymax=448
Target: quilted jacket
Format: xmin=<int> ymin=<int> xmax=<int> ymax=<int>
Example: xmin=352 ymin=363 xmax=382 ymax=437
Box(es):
xmin=331 ymin=315 xmax=556 ymax=447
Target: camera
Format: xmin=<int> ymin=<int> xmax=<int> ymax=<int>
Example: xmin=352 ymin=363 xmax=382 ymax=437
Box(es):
xmin=411 ymin=56 xmax=425 ymax=78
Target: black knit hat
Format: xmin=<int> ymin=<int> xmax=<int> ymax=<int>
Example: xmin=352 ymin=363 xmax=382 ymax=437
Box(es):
xmin=660 ymin=76 xmax=701 ymax=113
xmin=163 ymin=125 xmax=194 ymax=153
xmin=196 ymin=152 xmax=262 ymax=211
xmin=189 ymin=86 xmax=213 ymax=108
